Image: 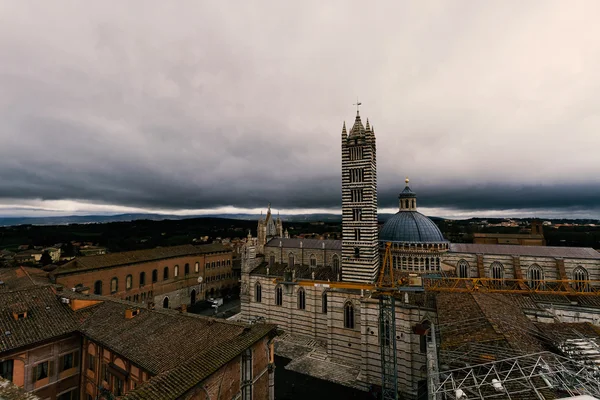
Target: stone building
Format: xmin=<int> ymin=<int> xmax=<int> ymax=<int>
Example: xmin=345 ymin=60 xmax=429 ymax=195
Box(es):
xmin=472 ymin=220 xmax=546 ymax=245
xmin=50 ymin=244 xmax=236 ymax=310
xmin=0 ymin=276 xmax=276 ymax=400
xmin=238 ymin=108 xmax=600 ymax=399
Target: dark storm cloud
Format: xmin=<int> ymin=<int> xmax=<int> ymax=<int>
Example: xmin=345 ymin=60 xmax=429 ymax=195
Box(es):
xmin=1 ymin=1 xmax=600 ymax=216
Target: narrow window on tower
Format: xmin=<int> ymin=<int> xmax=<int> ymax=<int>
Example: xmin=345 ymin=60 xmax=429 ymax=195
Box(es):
xmin=352 ymin=208 xmax=362 ymax=221
xmin=354 ymin=228 xmax=360 ymax=241
xmin=351 ymin=189 xmax=363 ymax=203
xmin=349 ymin=146 xmax=363 ymax=161
xmin=354 ymin=247 xmax=360 ymax=258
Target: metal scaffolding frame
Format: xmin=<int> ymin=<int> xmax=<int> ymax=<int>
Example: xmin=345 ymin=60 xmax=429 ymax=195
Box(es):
xmin=379 ymin=295 xmax=398 ymax=400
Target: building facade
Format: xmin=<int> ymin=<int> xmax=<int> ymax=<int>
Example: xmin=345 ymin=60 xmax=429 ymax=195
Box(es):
xmin=50 ymin=244 xmax=236 ymax=310
xmin=256 ymin=204 xmax=284 ymax=254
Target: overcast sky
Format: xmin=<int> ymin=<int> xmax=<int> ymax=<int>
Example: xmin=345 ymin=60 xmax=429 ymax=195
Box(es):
xmin=1 ymin=1 xmax=599 ymax=219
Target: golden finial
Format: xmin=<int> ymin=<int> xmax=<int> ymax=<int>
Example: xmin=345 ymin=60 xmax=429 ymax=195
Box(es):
xmin=405 ymin=177 xmax=410 ymax=186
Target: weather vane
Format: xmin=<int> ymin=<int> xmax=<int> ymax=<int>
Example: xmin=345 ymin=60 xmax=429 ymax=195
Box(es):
xmin=353 ymin=98 xmax=362 ymax=112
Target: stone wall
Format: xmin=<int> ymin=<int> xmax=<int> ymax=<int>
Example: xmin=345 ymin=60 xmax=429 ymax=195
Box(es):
xmin=263 ymin=246 xmax=341 ymax=268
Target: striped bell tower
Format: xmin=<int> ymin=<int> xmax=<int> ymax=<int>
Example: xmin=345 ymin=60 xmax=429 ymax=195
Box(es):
xmin=341 ymin=108 xmax=379 ymax=283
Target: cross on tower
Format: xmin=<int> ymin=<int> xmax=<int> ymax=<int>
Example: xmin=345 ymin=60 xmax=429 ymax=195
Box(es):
xmin=353 ymin=98 xmax=362 ymax=113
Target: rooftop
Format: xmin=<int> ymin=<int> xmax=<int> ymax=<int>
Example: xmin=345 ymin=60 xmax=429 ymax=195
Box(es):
xmin=251 ymin=262 xmax=338 ymax=281
xmin=53 ymin=243 xmax=230 ymax=275
xmin=449 ymin=243 xmax=600 ymax=259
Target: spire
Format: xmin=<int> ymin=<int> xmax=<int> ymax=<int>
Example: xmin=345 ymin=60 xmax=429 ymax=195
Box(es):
xmin=365 ymin=118 xmax=371 ymax=132
xmin=342 ymin=121 xmax=347 ymax=135
xmin=349 ymin=109 xmax=365 ymax=137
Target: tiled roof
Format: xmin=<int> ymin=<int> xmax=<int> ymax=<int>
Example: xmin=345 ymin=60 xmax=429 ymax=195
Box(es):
xmin=473 ymin=233 xmax=544 ymax=239
xmin=265 ymin=238 xmax=341 ymax=250
xmin=53 ymin=243 xmax=230 ymax=275
xmin=120 ymin=324 xmax=276 ymax=400
xmin=449 ymin=243 xmax=600 ymax=259
xmin=0 ymin=267 xmax=49 ymax=292
xmin=251 ymin=262 xmax=338 ymax=281
xmin=0 ymin=286 xmax=81 ymax=353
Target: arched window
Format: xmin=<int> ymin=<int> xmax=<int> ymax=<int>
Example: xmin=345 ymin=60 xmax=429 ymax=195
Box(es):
xmin=573 ymin=266 xmax=589 ymax=292
xmin=126 ymin=275 xmax=132 ymax=290
xmin=332 ymin=255 xmax=340 ymax=275
xmin=419 ymin=320 xmax=431 ymax=353
xmin=94 ymin=280 xmax=102 ymax=295
xmin=163 ymin=297 xmax=169 ymax=308
xmin=110 ymin=277 xmax=118 ymax=293
xmin=322 ymin=292 xmax=328 ymax=314
xmin=490 ymin=262 xmax=504 ymax=285
xmin=163 ymin=267 xmax=169 ymax=280
xmin=184 ymin=263 xmax=190 ymax=276
xmin=255 ymin=282 xmax=262 ymax=303
xmin=269 ymin=256 xmax=275 ymax=266
xmin=139 ymin=272 xmax=146 ymax=287
xmin=288 ymin=253 xmax=295 ymax=266
xmin=528 ymin=264 xmax=543 ymax=288
xmin=174 ymin=265 xmax=179 ymax=277
xmin=354 ymin=247 xmax=360 ymax=258
xmin=152 ymin=269 xmax=158 ymax=283
xmin=298 ymin=288 xmax=306 ymax=310
xmin=309 ymin=254 xmax=317 ymax=267
xmin=458 ymin=260 xmax=469 ymax=278
xmin=275 ymin=285 xmax=283 ymax=306
xmin=195 ymin=262 xmax=199 ymax=273
xmin=344 ymin=302 xmax=355 ymax=329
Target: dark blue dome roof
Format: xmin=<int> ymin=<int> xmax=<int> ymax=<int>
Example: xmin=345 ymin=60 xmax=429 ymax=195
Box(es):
xmin=379 ymin=211 xmax=446 ymax=243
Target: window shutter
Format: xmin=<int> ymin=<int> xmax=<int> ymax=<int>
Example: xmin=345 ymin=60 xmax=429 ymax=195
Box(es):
xmin=48 ymin=361 xmax=54 ymax=378
xmin=31 ymin=366 xmax=37 ymax=384
xmin=74 ymin=350 xmax=80 ymax=368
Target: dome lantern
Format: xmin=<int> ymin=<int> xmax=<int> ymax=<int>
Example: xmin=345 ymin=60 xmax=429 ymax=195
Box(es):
xmin=398 ymin=177 xmax=417 ymax=211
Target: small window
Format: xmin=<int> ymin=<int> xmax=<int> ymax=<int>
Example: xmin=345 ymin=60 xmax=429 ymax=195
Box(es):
xmin=269 ymin=256 xmax=275 ymax=266
xmin=490 ymin=262 xmax=504 ymax=285
xmin=344 ymin=302 xmax=355 ymax=329
xmin=110 ymin=277 xmax=118 ymax=294
xmin=152 ymin=269 xmax=158 ymax=283
xmin=275 ymin=286 xmax=283 ymax=306
xmin=58 ymin=389 xmax=78 ymax=400
xmin=60 ymin=351 xmax=77 ymax=372
xmin=332 ymin=255 xmax=340 ymax=275
xmin=87 ymin=354 xmax=95 ymax=372
xmin=288 ymin=253 xmax=295 ymax=266
xmin=298 ymin=288 xmax=306 ymax=310
xmin=0 ymin=359 xmax=13 ymax=381
xmin=310 ymin=254 xmax=317 ymax=267
xmin=458 ymin=260 xmax=469 ymax=278
xmin=352 ymin=208 xmax=362 ymax=221
xmin=94 ymin=280 xmax=102 ymax=295
xmin=205 ymin=262 xmax=210 ymax=269
xmin=139 ymin=272 xmax=146 ymax=287
xmin=126 ymin=275 xmax=133 ymax=290
xmin=185 ymin=263 xmax=190 ymax=275
xmin=163 ymin=267 xmax=169 ymax=280
xmin=255 ymin=282 xmax=262 ymax=303
xmin=322 ymin=292 xmax=327 ymax=314
xmin=573 ymin=266 xmax=589 ymax=292
xmin=354 ymin=228 xmax=360 ymax=241
xmin=354 ymin=247 xmax=360 ymax=258
xmin=174 ymin=265 xmax=179 ymax=277
xmin=528 ymin=264 xmax=543 ymax=288
xmin=195 ymin=262 xmax=199 ymax=273
xmin=34 ymin=361 xmax=50 ymax=382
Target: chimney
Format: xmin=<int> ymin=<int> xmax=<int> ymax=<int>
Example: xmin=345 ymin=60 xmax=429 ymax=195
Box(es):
xmin=10 ymin=303 xmax=28 ymax=320
xmin=125 ymin=308 xmax=140 ymax=319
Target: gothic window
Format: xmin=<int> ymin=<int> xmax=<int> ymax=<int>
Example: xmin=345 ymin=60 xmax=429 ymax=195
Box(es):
xmin=352 ymin=208 xmax=362 ymax=221
xmin=297 ymin=288 xmax=306 ymax=310
xmin=184 ymin=263 xmax=190 ymax=276
xmin=490 ymin=262 xmax=504 ymax=285
xmin=332 ymin=255 xmax=340 ymax=275
xmin=255 ymin=282 xmax=262 ymax=303
xmin=349 ymin=168 xmax=364 ymax=183
xmin=349 ymin=146 xmax=363 ymax=160
xmin=269 ymin=255 xmax=275 ymax=267
xmin=458 ymin=260 xmax=469 ymax=278
xmin=528 ymin=264 xmax=543 ymax=288
xmin=344 ymin=302 xmax=355 ymax=329
xmin=354 ymin=229 xmax=360 ymax=241
xmin=351 ymin=189 xmax=363 ymax=203
xmin=288 ymin=253 xmax=295 ymax=266
xmin=322 ymin=292 xmax=328 ymax=314
xmin=94 ymin=280 xmax=102 ymax=295
xmin=152 ymin=269 xmax=158 ymax=283
xmin=241 ymin=348 xmax=253 ymax=400
xmin=174 ymin=265 xmax=179 ymax=277
xmin=310 ymin=254 xmax=317 ymax=267
xmin=139 ymin=272 xmax=146 ymax=287
xmin=573 ymin=266 xmax=589 ymax=292
xmin=110 ymin=277 xmax=118 ymax=294
xmin=163 ymin=297 xmax=169 ymax=308
xmin=275 ymin=285 xmax=283 ymax=306
xmin=195 ymin=262 xmax=200 ymax=273
xmin=163 ymin=267 xmax=169 ymax=280
xmin=354 ymin=247 xmax=360 ymax=259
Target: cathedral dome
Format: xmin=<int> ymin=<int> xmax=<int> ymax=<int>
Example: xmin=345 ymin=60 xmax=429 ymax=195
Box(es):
xmin=379 ymin=178 xmax=446 ymax=243
xmin=379 ymin=211 xmax=445 ymax=243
